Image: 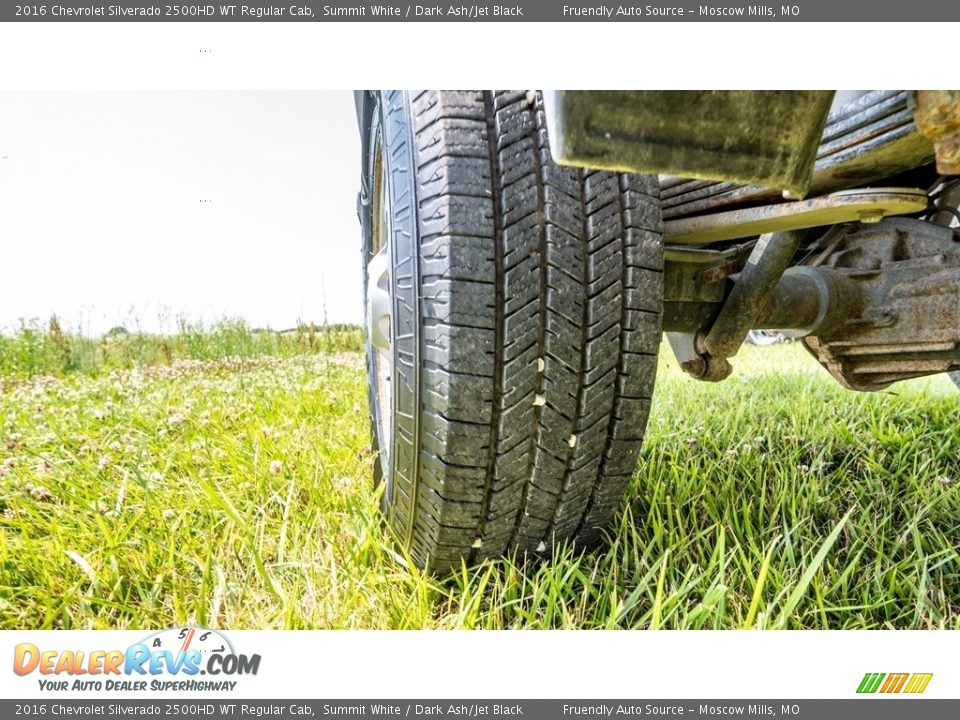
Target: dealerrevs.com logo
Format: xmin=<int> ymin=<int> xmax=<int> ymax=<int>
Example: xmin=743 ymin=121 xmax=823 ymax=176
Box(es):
xmin=13 ymin=628 xmax=260 ymax=692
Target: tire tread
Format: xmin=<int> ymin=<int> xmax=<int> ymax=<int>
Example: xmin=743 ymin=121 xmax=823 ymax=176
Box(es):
xmin=387 ymin=90 xmax=663 ymax=571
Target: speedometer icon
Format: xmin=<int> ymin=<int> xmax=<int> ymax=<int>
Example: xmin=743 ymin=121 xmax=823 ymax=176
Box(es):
xmin=141 ymin=627 xmax=234 ymax=658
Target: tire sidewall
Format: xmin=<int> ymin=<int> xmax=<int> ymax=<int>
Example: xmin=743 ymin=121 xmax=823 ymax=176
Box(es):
xmin=358 ymin=92 xmax=386 ymax=493
xmin=361 ymin=91 xmax=421 ymax=535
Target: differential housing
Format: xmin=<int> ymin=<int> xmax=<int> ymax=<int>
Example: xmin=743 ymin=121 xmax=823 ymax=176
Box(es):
xmin=801 ymin=218 xmax=960 ymax=390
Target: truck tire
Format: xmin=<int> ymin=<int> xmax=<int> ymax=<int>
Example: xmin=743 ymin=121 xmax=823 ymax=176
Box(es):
xmin=358 ymin=90 xmax=664 ymax=572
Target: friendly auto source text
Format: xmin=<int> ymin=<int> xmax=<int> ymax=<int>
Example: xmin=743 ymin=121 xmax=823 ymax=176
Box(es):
xmin=562 ymin=5 xmax=788 ymax=16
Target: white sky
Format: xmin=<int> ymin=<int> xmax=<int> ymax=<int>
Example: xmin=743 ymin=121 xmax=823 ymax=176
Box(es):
xmin=0 ymin=91 xmax=362 ymax=335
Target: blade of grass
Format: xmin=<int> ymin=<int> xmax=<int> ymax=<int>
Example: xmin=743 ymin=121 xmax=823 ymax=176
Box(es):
xmin=773 ymin=509 xmax=853 ymax=629
xmin=650 ymin=552 xmax=669 ymax=630
xmin=744 ymin=534 xmax=782 ymax=629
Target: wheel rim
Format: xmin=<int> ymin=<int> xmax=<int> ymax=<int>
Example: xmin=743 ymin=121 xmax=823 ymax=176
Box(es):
xmin=367 ymin=140 xmax=393 ymax=480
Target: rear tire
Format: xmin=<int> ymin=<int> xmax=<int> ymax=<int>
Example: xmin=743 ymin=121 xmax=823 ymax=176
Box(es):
xmin=358 ymin=90 xmax=664 ymax=572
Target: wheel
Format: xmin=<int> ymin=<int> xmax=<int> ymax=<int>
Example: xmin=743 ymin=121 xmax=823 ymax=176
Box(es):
xmin=746 ymin=330 xmax=787 ymax=347
xmin=357 ymin=90 xmax=664 ymax=572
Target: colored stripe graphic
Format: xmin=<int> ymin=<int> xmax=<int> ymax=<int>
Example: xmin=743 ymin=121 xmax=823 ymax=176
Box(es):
xmin=904 ymin=673 xmax=933 ymax=694
xmin=857 ymin=673 xmax=885 ymax=693
xmin=880 ymin=673 xmax=908 ymax=693
xmin=857 ymin=672 xmax=931 ymax=694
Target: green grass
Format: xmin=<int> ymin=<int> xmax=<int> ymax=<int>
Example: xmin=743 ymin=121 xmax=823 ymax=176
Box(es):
xmin=0 ymin=317 xmax=363 ymax=378
xmin=2 ymin=339 xmax=960 ymax=629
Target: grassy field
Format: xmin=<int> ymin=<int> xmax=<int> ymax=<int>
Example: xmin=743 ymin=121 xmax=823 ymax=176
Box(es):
xmin=2 ymin=332 xmax=960 ymax=630
xmin=0 ymin=317 xmax=363 ymax=377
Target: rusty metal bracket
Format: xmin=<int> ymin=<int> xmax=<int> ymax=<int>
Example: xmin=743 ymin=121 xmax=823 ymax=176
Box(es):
xmin=914 ymin=90 xmax=960 ymax=175
xmin=666 ymin=331 xmax=732 ymax=382
xmin=663 ymin=188 xmax=928 ymax=244
xmin=702 ymin=231 xmax=804 ymax=359
xmin=667 ymin=232 xmax=802 ymax=379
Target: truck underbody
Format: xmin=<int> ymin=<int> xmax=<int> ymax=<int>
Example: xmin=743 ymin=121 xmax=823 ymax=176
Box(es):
xmin=548 ymin=90 xmax=960 ymax=389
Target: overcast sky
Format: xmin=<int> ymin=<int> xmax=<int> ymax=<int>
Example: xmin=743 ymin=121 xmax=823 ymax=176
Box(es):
xmin=0 ymin=91 xmax=362 ymax=335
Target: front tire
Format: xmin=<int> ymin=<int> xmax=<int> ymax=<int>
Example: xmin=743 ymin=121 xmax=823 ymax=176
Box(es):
xmin=358 ymin=90 xmax=664 ymax=572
